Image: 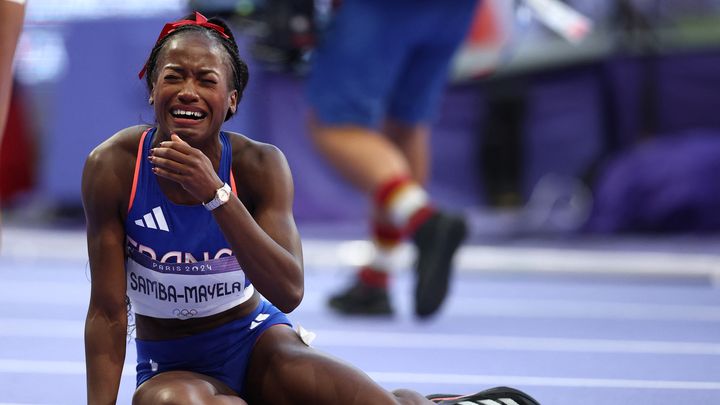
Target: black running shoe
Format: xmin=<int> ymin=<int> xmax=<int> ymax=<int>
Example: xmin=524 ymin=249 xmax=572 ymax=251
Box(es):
xmin=427 ymin=386 xmax=541 ymax=405
xmin=412 ymin=211 xmax=467 ymax=318
xmin=327 ymin=279 xmax=393 ymax=315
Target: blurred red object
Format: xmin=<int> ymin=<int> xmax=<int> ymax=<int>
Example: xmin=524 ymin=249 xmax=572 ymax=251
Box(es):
xmin=467 ymin=0 xmax=501 ymax=46
xmin=0 ymin=83 xmax=34 ymax=205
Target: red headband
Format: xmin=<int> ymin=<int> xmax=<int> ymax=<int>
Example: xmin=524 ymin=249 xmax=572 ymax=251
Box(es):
xmin=138 ymin=11 xmax=230 ymax=80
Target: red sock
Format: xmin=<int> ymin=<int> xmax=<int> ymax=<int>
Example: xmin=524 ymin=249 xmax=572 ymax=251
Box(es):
xmin=358 ymin=266 xmax=389 ymax=288
xmin=374 ymin=176 xmax=435 ymax=237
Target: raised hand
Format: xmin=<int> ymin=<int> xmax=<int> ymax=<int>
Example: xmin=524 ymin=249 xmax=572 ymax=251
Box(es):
xmin=148 ymin=133 xmax=223 ymax=203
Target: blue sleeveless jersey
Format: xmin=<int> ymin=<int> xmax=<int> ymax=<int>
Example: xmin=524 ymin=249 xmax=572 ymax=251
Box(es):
xmin=126 ymin=129 xmax=293 ymax=395
xmin=126 ymin=128 xmax=235 ymax=262
xmin=124 ymin=128 xmax=253 ymax=319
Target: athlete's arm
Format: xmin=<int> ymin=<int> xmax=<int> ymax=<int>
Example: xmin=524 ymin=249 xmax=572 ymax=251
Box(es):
xmin=221 ymin=141 xmax=304 ymax=312
xmin=81 ymin=136 xmax=133 ymax=404
xmin=150 ymin=134 xmax=304 ymax=312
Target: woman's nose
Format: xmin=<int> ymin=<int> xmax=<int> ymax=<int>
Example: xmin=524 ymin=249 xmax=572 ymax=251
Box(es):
xmin=178 ymin=80 xmax=199 ymax=101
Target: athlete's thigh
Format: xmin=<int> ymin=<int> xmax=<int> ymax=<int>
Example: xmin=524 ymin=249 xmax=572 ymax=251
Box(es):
xmin=244 ymin=325 xmax=398 ymax=405
xmin=133 ymin=370 xmax=248 ymax=405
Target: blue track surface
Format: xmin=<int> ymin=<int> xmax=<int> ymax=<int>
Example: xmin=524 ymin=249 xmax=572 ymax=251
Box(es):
xmin=1 ymin=227 xmax=719 ymax=404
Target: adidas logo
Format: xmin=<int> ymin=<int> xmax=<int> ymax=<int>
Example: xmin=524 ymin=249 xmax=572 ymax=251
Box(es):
xmin=250 ymin=313 xmax=270 ymax=330
xmin=134 ymin=206 xmax=169 ymax=232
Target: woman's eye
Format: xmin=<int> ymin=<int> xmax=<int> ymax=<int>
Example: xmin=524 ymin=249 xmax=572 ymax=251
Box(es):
xmin=164 ymin=75 xmax=180 ymax=81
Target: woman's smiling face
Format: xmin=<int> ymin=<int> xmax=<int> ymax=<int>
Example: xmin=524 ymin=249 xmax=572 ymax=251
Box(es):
xmin=150 ymin=30 xmax=238 ymax=145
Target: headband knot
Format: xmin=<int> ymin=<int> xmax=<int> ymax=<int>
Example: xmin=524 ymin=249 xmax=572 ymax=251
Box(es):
xmin=139 ymin=11 xmax=230 ymax=79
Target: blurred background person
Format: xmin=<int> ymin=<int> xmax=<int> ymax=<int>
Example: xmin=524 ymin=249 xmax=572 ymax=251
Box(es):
xmin=306 ymin=0 xmax=480 ymax=318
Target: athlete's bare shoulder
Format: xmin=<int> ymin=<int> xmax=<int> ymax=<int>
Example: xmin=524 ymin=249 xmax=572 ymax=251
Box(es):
xmin=224 ymin=130 xmax=293 ymax=209
xmin=225 ymin=130 xmax=289 ymax=178
xmin=87 ymin=125 xmax=150 ymax=166
xmin=82 ymin=125 xmax=152 ymax=214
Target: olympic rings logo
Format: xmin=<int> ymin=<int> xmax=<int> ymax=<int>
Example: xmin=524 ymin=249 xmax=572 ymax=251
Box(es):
xmin=173 ymin=308 xmax=198 ymax=318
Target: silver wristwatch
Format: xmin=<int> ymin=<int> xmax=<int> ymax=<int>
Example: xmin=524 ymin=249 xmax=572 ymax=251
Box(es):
xmin=203 ymin=182 xmax=231 ymax=211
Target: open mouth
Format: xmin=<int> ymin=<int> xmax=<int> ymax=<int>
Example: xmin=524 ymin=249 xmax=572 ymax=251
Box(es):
xmin=170 ymin=109 xmax=207 ymax=121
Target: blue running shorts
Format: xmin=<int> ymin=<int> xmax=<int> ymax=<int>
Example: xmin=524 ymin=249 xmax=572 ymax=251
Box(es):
xmin=135 ymin=299 xmax=292 ymax=396
xmin=307 ymin=0 xmax=478 ymax=128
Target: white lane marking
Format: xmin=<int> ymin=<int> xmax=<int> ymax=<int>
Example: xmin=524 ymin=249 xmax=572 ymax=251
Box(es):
xmin=2 ymin=318 xmax=719 ymax=356
xmin=445 ymin=297 xmax=720 ymax=322
xmin=367 ymin=372 xmax=720 ymax=390
xmin=0 ymin=319 xmax=85 ymax=338
xmin=4 ymin=227 xmax=720 ymax=279
xmin=311 ymin=330 xmax=720 ymax=355
xmin=298 ymin=293 xmax=720 ymax=322
xmin=0 ymin=403 xmax=56 ymax=405
xmin=3 ymin=273 xmax=720 ymax=322
xmin=302 ymin=239 xmax=720 ymax=278
xmin=0 ymin=359 xmax=718 ymax=391
xmin=0 ymin=359 xmax=134 ymax=376
xmin=0 ymin=281 xmax=89 ymax=305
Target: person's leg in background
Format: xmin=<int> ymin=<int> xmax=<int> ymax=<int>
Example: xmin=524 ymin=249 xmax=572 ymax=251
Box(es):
xmin=307 ymin=0 xmax=416 ymax=316
xmin=380 ymin=1 xmax=481 ymax=317
xmin=307 ymin=122 xmax=419 ymax=315
xmin=385 ymin=120 xmax=430 ymax=185
xmin=308 ymin=0 xmax=478 ymax=318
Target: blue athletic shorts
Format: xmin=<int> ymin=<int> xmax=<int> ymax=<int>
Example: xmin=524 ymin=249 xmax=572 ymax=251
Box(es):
xmin=306 ymin=0 xmax=478 ymax=128
xmin=135 ymin=299 xmax=292 ymax=396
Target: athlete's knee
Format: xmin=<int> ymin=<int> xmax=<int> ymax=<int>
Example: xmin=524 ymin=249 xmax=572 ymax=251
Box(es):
xmin=133 ymin=381 xmax=198 ymax=405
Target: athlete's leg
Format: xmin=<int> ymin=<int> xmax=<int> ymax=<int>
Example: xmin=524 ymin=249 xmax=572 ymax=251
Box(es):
xmin=306 ymin=0 xmax=414 ymax=194
xmin=244 ymin=325 xmax=432 ymax=405
xmin=132 ymin=371 xmax=248 ymax=405
xmin=312 ymin=122 xmax=437 ymax=316
xmin=382 ymin=0 xmax=479 ymax=188
xmin=376 ymin=0 xmax=478 ymax=317
xmin=308 ymin=120 xmax=411 ymax=194
xmin=307 ymin=0 xmax=472 ymax=317
xmin=310 ymin=118 xmax=461 ymax=318
xmin=384 ymin=119 xmax=430 ymax=185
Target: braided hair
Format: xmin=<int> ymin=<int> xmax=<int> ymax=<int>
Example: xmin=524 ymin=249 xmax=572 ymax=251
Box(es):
xmin=142 ymin=14 xmax=249 ymax=121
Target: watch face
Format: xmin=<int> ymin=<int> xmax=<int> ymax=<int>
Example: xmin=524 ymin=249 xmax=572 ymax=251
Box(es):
xmin=218 ymin=188 xmax=230 ymax=203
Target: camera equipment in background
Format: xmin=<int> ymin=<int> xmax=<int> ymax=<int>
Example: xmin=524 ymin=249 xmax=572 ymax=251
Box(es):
xmin=189 ymin=0 xmax=318 ymax=73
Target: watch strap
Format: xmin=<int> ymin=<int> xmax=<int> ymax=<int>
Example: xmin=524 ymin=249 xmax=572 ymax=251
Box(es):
xmin=203 ymin=182 xmax=231 ymax=211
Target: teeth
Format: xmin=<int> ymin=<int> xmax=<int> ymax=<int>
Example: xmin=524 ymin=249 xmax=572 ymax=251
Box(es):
xmin=172 ymin=109 xmax=204 ymax=118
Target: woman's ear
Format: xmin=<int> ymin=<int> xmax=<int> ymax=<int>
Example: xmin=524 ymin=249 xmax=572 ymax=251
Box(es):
xmin=228 ymin=90 xmax=238 ymax=114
